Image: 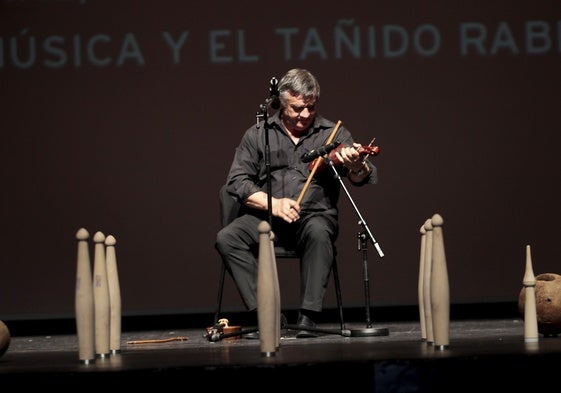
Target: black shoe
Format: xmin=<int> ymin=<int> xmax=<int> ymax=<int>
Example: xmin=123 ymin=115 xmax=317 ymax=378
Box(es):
xmin=295 ymin=313 xmax=319 ymax=338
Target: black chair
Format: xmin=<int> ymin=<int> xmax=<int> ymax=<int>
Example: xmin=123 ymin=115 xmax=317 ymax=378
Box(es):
xmin=213 ymin=184 xmax=346 ymax=337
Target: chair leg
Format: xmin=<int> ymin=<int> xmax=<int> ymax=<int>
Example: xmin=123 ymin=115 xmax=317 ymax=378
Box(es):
xmin=331 ymin=258 xmax=346 ymax=330
xmin=214 ymin=263 xmax=226 ymax=325
xmin=214 ymin=256 xmax=345 ymax=333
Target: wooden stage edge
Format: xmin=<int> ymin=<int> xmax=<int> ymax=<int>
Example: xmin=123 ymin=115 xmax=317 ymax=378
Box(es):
xmin=1 ymin=302 xmax=559 ymax=390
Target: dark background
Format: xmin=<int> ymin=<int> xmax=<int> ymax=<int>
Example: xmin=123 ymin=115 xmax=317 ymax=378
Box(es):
xmin=1 ymin=0 xmax=559 ymax=322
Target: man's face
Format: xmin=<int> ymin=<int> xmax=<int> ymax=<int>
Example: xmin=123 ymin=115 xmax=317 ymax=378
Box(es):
xmin=281 ymin=93 xmax=317 ymax=133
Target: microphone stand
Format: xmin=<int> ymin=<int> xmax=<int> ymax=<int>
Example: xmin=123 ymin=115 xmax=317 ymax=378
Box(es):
xmin=256 ymin=98 xmax=275 ymax=227
xmin=326 ymin=156 xmax=389 ymax=337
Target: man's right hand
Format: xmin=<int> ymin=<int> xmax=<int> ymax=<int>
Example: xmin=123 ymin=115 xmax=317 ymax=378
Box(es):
xmin=272 ymin=197 xmax=300 ymax=223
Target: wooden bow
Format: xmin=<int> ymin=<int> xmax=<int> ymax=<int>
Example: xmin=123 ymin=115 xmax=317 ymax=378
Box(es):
xmin=296 ymin=120 xmax=342 ymax=205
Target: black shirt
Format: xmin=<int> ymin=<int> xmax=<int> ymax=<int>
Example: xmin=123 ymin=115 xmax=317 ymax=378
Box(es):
xmin=226 ymin=111 xmax=377 ymax=214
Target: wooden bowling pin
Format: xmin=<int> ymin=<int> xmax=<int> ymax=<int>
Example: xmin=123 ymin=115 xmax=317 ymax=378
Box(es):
xmin=75 ymin=228 xmax=95 ymax=364
xmin=269 ymin=231 xmax=281 ymax=350
xmin=93 ymin=231 xmax=110 ymax=358
xmin=418 ymin=224 xmax=427 ymax=342
xmin=422 ymin=218 xmax=434 ymax=345
xmin=257 ymin=220 xmax=278 ymax=357
xmin=522 ymin=244 xmax=539 ymax=342
xmin=105 ymin=235 xmax=121 ymax=355
xmin=430 ymin=214 xmax=450 ymax=350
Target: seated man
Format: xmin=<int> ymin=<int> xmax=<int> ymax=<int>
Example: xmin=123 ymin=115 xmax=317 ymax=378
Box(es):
xmin=215 ymin=68 xmax=378 ymax=338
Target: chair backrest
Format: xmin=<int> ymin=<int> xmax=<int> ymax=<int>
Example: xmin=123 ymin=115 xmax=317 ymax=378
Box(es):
xmin=219 ymin=184 xmax=298 ymax=258
xmin=219 ymin=184 xmax=241 ymax=227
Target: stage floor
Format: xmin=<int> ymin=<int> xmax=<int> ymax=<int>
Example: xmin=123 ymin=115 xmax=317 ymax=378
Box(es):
xmin=1 ymin=316 xmax=559 ymax=389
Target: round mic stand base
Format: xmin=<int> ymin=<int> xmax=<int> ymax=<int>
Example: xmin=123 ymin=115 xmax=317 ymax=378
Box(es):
xmin=349 ymin=326 xmax=389 ymax=337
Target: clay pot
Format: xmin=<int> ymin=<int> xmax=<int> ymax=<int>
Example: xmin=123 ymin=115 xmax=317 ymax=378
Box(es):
xmin=519 ymin=273 xmax=561 ymax=336
xmin=0 ymin=320 xmax=10 ymax=358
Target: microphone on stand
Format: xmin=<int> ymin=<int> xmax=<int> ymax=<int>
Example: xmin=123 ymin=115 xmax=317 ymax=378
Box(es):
xmin=269 ymin=77 xmax=280 ymax=110
xmin=301 ymin=140 xmax=341 ymax=163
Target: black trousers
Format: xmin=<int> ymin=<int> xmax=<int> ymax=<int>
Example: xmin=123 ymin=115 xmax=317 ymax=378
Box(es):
xmin=215 ymin=211 xmax=338 ymax=312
